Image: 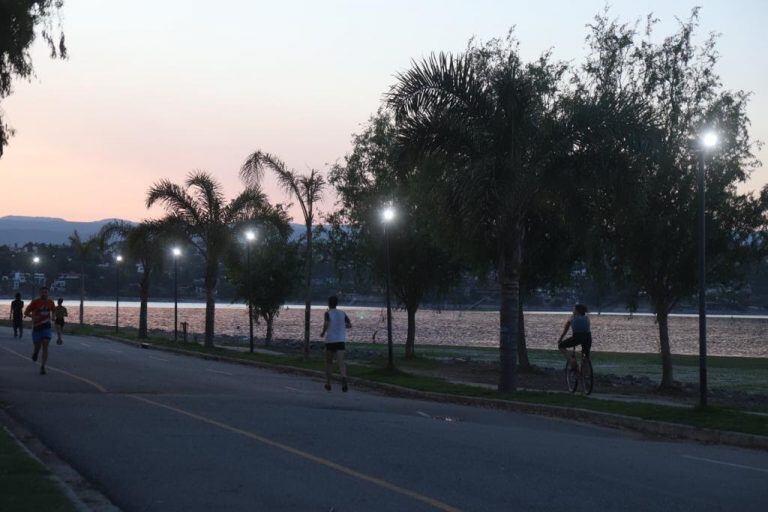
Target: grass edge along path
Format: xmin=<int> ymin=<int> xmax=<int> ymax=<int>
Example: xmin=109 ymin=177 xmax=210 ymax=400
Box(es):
xmin=58 ymin=325 xmax=767 ymax=439
xmin=0 ymin=424 xmax=77 ymax=512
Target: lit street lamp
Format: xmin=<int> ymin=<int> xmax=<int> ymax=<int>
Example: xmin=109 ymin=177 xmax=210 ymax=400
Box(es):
xmin=172 ymin=247 xmax=182 ymax=342
xmin=115 ymin=255 xmax=123 ymax=334
xmin=381 ymin=206 xmax=396 ymax=370
xmin=245 ymin=230 xmax=256 ymax=353
xmin=30 ymin=255 xmax=41 ymax=298
xmin=697 ymin=130 xmax=718 ymax=407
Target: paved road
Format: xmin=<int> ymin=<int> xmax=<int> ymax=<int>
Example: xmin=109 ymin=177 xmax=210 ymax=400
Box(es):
xmin=1 ymin=327 xmax=766 ymax=512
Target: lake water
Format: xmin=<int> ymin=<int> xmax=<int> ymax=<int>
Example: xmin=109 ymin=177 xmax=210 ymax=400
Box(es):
xmin=3 ymin=300 xmax=766 ymax=357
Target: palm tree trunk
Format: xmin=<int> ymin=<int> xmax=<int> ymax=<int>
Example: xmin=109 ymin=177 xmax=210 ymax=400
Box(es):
xmin=498 ymin=229 xmax=522 ymax=392
xmin=517 ymin=299 xmax=531 ymax=370
xmin=204 ymin=261 xmax=218 ymax=348
xmin=656 ymin=309 xmax=675 ymax=389
xmin=303 ymin=222 xmax=312 ymax=358
xmin=265 ymin=312 xmax=274 ymax=345
xmin=138 ymin=273 xmax=150 ymax=339
xmin=79 ymin=263 xmax=85 ymax=326
xmin=405 ymin=304 xmax=417 ymax=359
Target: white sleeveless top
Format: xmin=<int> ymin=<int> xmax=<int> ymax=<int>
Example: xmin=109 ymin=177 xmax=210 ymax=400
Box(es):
xmin=326 ymin=309 xmax=348 ymax=342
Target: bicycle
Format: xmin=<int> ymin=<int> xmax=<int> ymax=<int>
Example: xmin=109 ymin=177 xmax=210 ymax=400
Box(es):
xmin=565 ymin=347 xmax=593 ymax=395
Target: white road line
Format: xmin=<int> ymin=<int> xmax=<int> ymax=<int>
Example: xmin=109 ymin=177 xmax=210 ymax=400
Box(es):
xmin=79 ymin=342 xmax=91 ymax=347
xmin=416 ymin=411 xmax=431 ymax=419
xmin=108 ymin=348 xmax=123 ymax=354
xmin=284 ymin=386 xmax=302 ymax=392
xmin=682 ymin=455 xmax=768 ymax=474
xmin=149 ymin=356 xmax=169 ymax=362
xmin=206 ymin=369 xmax=233 ymax=376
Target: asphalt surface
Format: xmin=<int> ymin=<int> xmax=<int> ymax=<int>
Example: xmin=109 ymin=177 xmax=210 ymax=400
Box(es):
xmin=1 ymin=326 xmax=766 ymax=512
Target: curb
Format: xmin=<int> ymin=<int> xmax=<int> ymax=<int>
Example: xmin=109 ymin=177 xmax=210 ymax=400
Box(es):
xmin=0 ymin=409 xmax=121 ymax=512
xmin=97 ymin=335 xmax=768 ymax=452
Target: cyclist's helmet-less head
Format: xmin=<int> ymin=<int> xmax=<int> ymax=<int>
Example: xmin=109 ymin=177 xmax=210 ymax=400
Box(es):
xmin=574 ymin=304 xmax=588 ymax=316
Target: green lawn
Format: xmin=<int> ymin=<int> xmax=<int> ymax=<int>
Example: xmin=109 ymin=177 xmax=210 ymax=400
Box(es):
xmin=0 ymin=427 xmax=76 ymax=512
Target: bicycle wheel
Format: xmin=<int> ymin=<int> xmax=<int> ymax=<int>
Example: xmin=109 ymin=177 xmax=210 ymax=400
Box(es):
xmin=581 ymin=357 xmax=594 ymax=395
xmin=565 ymin=359 xmax=579 ymax=393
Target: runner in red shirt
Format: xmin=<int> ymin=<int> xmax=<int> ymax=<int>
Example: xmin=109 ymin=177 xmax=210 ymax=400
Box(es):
xmin=24 ymin=286 xmax=56 ymax=375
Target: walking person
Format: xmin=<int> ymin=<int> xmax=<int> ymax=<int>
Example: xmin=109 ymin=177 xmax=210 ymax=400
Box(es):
xmin=54 ymin=298 xmax=68 ymax=345
xmin=320 ymin=295 xmax=352 ymax=392
xmin=24 ymin=286 xmax=56 ymax=375
xmin=10 ymin=292 xmax=24 ymax=338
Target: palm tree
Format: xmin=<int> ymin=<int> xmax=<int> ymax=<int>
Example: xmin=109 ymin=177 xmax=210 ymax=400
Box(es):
xmin=387 ymin=36 xmax=567 ymax=391
xmin=241 ymin=152 xmax=325 ymax=358
xmin=147 ymin=171 xmax=268 ymax=347
xmin=68 ymin=230 xmax=99 ymax=326
xmin=99 ymin=220 xmax=175 ymax=339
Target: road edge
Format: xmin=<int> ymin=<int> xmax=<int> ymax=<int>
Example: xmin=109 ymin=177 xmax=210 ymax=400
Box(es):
xmin=0 ymin=409 xmax=121 ymax=512
xmin=100 ymin=335 xmax=768 ymax=452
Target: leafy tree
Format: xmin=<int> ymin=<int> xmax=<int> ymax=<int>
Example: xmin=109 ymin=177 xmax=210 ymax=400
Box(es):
xmin=226 ymin=207 xmax=300 ymax=345
xmin=67 ymin=230 xmax=99 ymax=326
xmin=1 ymin=0 xmax=66 ymax=156
xmin=146 ymin=171 xmax=269 ymax=347
xmin=570 ymin=10 xmax=768 ymax=388
xmin=98 ymin=220 xmax=179 ymax=339
xmin=388 ymin=35 xmax=568 ymax=389
xmin=330 ymin=112 xmax=462 ymax=359
xmin=241 ymin=152 xmax=326 ymax=358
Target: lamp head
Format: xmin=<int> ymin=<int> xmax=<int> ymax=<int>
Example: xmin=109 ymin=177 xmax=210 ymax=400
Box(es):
xmin=115 ymin=255 xmax=123 ymax=263
xmin=32 ymin=256 xmax=40 ymax=264
xmin=382 ymin=206 xmax=396 ymax=223
xmin=245 ymin=230 xmax=256 ymax=242
xmin=702 ymin=131 xmax=718 ymax=149
xmin=172 ymin=247 xmax=182 ymax=257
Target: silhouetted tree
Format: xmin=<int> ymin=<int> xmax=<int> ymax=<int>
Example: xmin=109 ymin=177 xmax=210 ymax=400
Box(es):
xmin=241 ymin=152 xmax=325 ymax=358
xmin=0 ymin=1 xmax=66 ymax=156
xmin=147 ymin=171 xmax=269 ymax=347
xmin=67 ymin=230 xmax=98 ymax=326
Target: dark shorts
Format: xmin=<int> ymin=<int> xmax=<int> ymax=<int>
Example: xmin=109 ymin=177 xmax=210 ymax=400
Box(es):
xmin=559 ymin=332 xmax=592 ymax=357
xmin=12 ymin=317 xmax=23 ymax=328
xmin=55 ymin=318 xmax=65 ymax=327
xmin=325 ymin=342 xmax=346 ymax=352
xmin=32 ymin=328 xmax=52 ymax=343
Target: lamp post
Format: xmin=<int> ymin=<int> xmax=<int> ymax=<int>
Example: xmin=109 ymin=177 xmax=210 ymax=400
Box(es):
xmin=697 ymin=131 xmax=718 ymax=408
xmin=30 ymin=255 xmax=41 ymax=298
xmin=245 ymin=230 xmax=256 ymax=353
xmin=115 ymin=255 xmax=123 ymax=334
xmin=381 ymin=206 xmax=396 ymax=370
xmin=172 ymin=247 xmax=182 ymax=342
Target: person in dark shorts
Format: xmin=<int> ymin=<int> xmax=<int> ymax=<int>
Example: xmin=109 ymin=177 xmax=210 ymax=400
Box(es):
xmin=54 ymin=298 xmax=68 ymax=345
xmin=24 ymin=287 xmax=56 ymax=375
xmin=557 ymin=303 xmax=592 ymax=366
xmin=10 ymin=293 xmax=24 ymax=338
xmin=320 ymin=295 xmax=352 ymax=392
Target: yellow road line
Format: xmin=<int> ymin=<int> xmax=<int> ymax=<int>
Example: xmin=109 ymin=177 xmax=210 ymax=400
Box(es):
xmin=0 ymin=343 xmax=462 ymax=511
xmin=0 ymin=345 xmax=109 ymax=393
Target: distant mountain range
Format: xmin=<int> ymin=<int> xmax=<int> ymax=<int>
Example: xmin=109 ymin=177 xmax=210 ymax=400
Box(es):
xmin=0 ymin=216 xmax=307 ymax=245
xmin=0 ymin=216 xmax=125 ymax=245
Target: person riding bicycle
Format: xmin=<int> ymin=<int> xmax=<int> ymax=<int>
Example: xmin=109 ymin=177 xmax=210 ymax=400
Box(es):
xmin=557 ymin=303 xmax=592 ymax=365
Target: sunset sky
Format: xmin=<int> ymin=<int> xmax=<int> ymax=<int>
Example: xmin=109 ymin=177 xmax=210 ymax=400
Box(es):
xmin=0 ymin=0 xmax=766 ymax=223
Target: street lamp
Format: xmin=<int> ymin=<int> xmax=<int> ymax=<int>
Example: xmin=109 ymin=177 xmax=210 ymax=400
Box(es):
xmin=172 ymin=247 xmax=182 ymax=342
xmin=115 ymin=255 xmax=123 ymax=333
xmin=697 ymin=130 xmax=718 ymax=407
xmin=30 ymin=255 xmax=41 ymax=298
xmin=245 ymin=230 xmax=256 ymax=353
xmin=381 ymin=206 xmax=396 ymax=370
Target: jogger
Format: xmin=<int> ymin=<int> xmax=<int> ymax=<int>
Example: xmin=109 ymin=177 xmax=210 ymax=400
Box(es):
xmin=320 ymin=295 xmax=352 ymax=392
xmin=24 ymin=286 xmax=56 ymax=375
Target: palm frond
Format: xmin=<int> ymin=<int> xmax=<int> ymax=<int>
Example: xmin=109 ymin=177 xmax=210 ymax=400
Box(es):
xmin=224 ymin=185 xmax=269 ymax=224
xmin=146 ymin=179 xmax=203 ymax=225
xmin=186 ymin=170 xmax=224 ymax=222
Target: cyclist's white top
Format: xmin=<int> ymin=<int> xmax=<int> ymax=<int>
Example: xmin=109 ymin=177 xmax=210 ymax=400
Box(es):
xmin=325 ymin=309 xmax=348 ymax=342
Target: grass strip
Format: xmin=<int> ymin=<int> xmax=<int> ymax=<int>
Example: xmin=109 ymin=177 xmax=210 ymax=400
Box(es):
xmin=0 ymin=427 xmax=77 ymax=512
